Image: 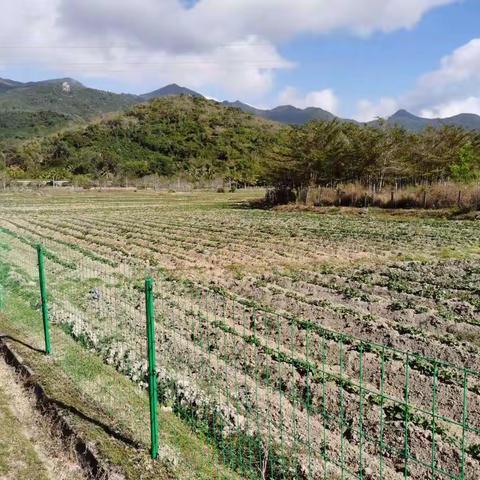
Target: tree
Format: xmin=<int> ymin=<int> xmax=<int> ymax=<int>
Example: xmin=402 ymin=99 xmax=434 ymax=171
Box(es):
xmin=450 ymin=141 xmax=480 ymax=183
xmin=0 ymin=150 xmax=7 ymax=189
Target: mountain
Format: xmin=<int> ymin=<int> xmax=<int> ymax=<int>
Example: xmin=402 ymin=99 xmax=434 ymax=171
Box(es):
xmin=442 ymin=113 xmax=480 ymax=130
xmin=0 ymin=78 xmax=141 ymax=141
xmin=222 ymin=100 xmax=337 ymax=125
xmin=22 ymin=77 xmax=85 ymax=89
xmin=222 ymin=100 xmax=260 ymax=115
xmin=0 ymin=78 xmax=139 ymax=119
xmin=381 ymin=109 xmax=429 ymax=132
xmin=1 ymin=76 xmax=480 ymax=140
xmin=0 ymin=78 xmax=24 ymax=94
xmin=6 ymin=96 xmax=281 ymax=181
xmin=443 ymin=113 xmax=480 ymax=130
xmin=141 ymin=83 xmax=203 ymax=100
xmin=376 ymin=109 xmax=480 ymax=132
xmin=268 ymin=105 xmax=337 ymax=124
xmin=224 ymin=101 xmax=480 ymax=130
xmin=0 ymin=77 xmax=86 ymax=94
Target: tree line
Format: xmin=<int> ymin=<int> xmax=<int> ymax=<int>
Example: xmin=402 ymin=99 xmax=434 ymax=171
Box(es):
xmin=1 ymin=97 xmax=479 ymax=190
xmin=262 ymin=120 xmax=480 ymax=192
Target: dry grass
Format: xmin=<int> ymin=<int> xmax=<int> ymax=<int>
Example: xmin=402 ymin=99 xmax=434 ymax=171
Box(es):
xmin=293 ymin=182 xmax=480 ymax=210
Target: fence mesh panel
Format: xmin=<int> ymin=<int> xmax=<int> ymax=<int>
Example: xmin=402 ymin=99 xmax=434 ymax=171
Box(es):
xmin=0 ymin=225 xmax=479 ymax=479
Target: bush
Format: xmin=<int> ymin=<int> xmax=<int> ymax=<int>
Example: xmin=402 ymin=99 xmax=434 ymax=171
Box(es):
xmin=266 ymin=187 xmax=296 ymax=205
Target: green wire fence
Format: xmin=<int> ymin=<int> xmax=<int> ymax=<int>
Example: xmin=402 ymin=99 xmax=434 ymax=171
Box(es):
xmin=0 ymin=230 xmax=479 ymax=479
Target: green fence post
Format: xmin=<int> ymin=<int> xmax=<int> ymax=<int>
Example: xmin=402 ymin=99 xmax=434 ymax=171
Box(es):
xmin=145 ymin=278 xmax=159 ymax=460
xmin=36 ymin=244 xmax=51 ymax=355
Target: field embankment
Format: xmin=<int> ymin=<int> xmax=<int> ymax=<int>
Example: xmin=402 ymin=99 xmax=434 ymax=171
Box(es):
xmin=0 ymin=351 xmax=86 ymax=480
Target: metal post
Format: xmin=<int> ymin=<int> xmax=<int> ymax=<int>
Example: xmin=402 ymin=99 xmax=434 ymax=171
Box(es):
xmin=145 ymin=278 xmax=159 ymax=459
xmin=36 ymin=244 xmax=51 ymax=355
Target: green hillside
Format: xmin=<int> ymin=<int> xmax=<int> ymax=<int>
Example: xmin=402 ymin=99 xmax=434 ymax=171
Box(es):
xmin=0 ymin=79 xmax=141 ymax=142
xmin=5 ymin=96 xmax=280 ymax=181
xmin=0 ymin=80 xmax=138 ymax=119
xmin=0 ymin=111 xmax=74 ymax=141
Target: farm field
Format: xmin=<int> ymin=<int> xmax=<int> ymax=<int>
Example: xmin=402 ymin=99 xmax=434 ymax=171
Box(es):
xmin=0 ymin=188 xmax=480 ymax=479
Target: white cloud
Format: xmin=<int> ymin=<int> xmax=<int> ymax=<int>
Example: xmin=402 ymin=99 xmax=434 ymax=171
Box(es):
xmin=355 ymin=97 xmax=399 ymax=121
xmin=279 ymin=87 xmax=339 ymax=113
xmin=58 ymin=0 xmax=458 ymax=50
xmin=354 ymin=37 xmax=480 ymax=121
xmin=406 ymin=38 xmax=480 ymax=111
xmin=420 ymin=97 xmax=480 ymax=118
xmin=0 ymin=0 xmax=457 ymax=99
xmin=419 ymin=39 xmax=480 ymax=87
xmin=107 ymin=38 xmax=293 ymax=99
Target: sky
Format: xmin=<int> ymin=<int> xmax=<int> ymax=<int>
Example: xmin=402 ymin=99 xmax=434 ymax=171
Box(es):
xmin=1 ymin=0 xmax=480 ymax=120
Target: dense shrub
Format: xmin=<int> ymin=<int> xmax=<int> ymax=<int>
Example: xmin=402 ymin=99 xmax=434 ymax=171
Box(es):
xmin=3 ymin=96 xmax=280 ymax=185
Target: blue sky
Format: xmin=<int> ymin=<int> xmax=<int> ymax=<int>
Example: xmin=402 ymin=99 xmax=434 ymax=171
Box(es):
xmin=272 ymin=0 xmax=480 ymax=118
xmin=1 ymin=0 xmax=480 ymax=120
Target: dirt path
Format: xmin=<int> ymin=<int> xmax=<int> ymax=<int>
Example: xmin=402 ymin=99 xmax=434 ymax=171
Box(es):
xmin=0 ymin=355 xmax=85 ymax=480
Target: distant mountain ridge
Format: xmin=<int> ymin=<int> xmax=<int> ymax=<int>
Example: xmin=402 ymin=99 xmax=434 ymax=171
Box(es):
xmin=0 ymin=76 xmax=479 ymax=134
xmin=377 ymin=109 xmax=480 ymax=132
xmin=141 ymin=83 xmax=203 ymax=100
xmin=0 ymin=78 xmax=24 ymax=93
xmin=223 ymin=100 xmax=480 ymax=130
xmin=222 ymin=100 xmax=338 ymax=125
